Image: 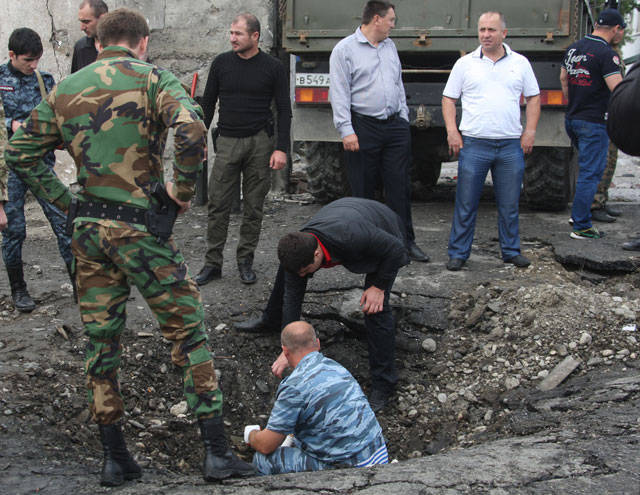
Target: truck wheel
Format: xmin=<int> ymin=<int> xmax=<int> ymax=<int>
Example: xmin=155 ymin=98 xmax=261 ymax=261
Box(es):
xmin=303 ymin=141 xmax=350 ymax=203
xmin=523 ymin=147 xmax=576 ymax=211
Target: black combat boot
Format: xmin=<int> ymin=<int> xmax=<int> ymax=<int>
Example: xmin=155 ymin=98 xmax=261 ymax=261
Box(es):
xmin=6 ymin=264 xmax=36 ymax=313
xmin=198 ymin=416 xmax=256 ymax=481
xmin=66 ymin=262 xmax=78 ymax=303
xmin=98 ymin=423 xmax=142 ymax=487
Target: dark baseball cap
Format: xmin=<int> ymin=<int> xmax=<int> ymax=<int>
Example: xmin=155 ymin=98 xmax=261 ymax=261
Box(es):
xmin=597 ymin=8 xmax=626 ymax=28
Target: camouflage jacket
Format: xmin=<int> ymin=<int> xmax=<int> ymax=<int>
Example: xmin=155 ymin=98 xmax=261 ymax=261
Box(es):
xmin=0 ymin=94 xmax=7 ymax=201
xmin=6 ymin=46 xmax=206 ymax=213
xmin=0 ymin=61 xmax=56 ymax=169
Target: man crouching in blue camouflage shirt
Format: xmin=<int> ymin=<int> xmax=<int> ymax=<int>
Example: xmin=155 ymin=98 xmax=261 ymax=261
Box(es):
xmin=247 ymin=321 xmax=388 ymax=475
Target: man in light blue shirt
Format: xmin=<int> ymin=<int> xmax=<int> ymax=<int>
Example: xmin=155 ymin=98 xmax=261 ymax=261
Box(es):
xmin=247 ymin=321 xmax=388 ymax=475
xmin=329 ymin=0 xmax=428 ymax=263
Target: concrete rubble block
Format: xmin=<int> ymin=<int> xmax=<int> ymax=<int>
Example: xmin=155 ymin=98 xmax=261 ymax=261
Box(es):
xmin=537 ymin=356 xmax=582 ymax=391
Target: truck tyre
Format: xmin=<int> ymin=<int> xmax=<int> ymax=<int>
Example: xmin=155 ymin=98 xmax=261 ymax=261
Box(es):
xmin=303 ymin=141 xmax=350 ymax=203
xmin=523 ymin=146 xmax=576 ymax=211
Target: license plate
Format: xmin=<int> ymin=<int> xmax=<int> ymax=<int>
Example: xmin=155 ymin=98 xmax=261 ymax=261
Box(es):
xmin=296 ymin=73 xmax=330 ymax=87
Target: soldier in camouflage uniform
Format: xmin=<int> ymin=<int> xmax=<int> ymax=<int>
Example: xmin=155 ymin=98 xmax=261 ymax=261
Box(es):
xmin=6 ymin=8 xmax=254 ymax=486
xmin=0 ymin=27 xmax=73 ymax=312
xmin=0 ymin=94 xmax=8 ymax=231
xmin=247 ymin=321 xmax=388 ymax=475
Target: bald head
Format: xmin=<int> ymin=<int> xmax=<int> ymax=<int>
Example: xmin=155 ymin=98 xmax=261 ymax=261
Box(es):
xmin=281 ymin=321 xmax=319 ymax=356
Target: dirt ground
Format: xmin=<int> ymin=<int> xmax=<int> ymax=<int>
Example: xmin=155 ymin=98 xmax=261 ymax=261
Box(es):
xmin=1 ymin=176 xmax=639 ymax=492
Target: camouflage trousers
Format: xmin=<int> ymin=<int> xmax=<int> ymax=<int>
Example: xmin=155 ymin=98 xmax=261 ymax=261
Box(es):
xmin=2 ymin=168 xmax=73 ymax=267
xmin=72 ymin=221 xmax=222 ymax=424
xmin=592 ymin=142 xmax=618 ymax=210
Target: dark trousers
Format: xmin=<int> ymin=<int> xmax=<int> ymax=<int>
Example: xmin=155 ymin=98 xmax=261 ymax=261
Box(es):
xmin=345 ymin=113 xmax=415 ymax=242
xmin=264 ymin=264 xmax=398 ymax=393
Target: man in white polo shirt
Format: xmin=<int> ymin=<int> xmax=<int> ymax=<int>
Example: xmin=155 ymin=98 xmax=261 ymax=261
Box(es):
xmin=442 ymin=11 xmax=540 ymax=271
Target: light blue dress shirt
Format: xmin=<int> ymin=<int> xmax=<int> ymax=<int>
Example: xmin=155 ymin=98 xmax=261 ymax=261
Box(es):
xmin=329 ymin=27 xmax=409 ymax=138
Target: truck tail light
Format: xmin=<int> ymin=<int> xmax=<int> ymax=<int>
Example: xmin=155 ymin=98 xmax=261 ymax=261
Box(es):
xmin=295 ymin=87 xmax=329 ymax=103
xmin=521 ymin=90 xmax=568 ymax=107
xmin=540 ymin=90 xmax=567 ymax=106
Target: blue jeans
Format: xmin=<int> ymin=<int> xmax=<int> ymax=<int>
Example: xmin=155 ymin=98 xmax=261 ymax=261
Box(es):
xmin=448 ymin=137 xmax=524 ymax=261
xmin=565 ymin=119 xmax=609 ymax=230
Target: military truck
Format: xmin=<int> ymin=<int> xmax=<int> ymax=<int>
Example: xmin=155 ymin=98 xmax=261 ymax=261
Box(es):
xmin=275 ymin=0 xmax=596 ymax=210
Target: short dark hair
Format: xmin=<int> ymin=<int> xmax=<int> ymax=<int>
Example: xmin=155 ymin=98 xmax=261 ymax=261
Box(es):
xmin=278 ymin=232 xmax=317 ymax=273
xmin=97 ymin=8 xmax=149 ymax=48
xmin=362 ymin=1 xmax=395 ymax=25
xmin=8 ymin=28 xmax=43 ymax=57
xmin=233 ymin=12 xmax=261 ymax=37
xmin=80 ymin=0 xmax=108 ymax=17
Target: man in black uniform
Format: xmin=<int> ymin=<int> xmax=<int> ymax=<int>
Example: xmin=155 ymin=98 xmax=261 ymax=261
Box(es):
xmin=71 ymin=0 xmax=108 ymax=73
xmin=195 ymin=12 xmax=291 ymax=286
xmin=236 ymin=197 xmax=409 ymax=412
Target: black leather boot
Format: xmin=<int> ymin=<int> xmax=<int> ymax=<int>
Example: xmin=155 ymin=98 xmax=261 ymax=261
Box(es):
xmin=199 ymin=416 xmax=256 ymax=481
xmin=66 ymin=262 xmax=78 ymax=303
xmin=98 ymin=423 xmax=142 ymax=487
xmin=6 ymin=264 xmax=35 ymax=313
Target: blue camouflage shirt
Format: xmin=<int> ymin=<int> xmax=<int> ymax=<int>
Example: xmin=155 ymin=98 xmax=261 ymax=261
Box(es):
xmin=0 ymin=61 xmax=55 ymax=167
xmin=266 ymin=351 xmax=384 ymax=463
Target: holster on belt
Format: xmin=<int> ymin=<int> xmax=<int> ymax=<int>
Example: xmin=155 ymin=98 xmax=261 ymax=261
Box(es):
xmin=145 ymin=182 xmax=179 ymax=242
xmin=65 ymin=196 xmax=79 ymax=236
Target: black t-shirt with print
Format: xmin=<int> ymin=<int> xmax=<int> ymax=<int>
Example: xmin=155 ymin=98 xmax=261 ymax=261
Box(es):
xmin=562 ymin=35 xmax=621 ymax=123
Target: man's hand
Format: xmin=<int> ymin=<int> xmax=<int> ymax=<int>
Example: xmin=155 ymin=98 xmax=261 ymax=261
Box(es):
xmin=271 ymin=351 xmax=289 ymax=378
xmin=11 ymin=120 xmax=21 ymax=133
xmin=0 ymin=204 xmax=7 ymax=231
xmin=342 ymin=133 xmax=359 ymax=152
xmin=520 ymin=129 xmax=536 ymax=154
xmin=165 ymin=181 xmax=191 ymax=214
xmin=447 ymin=130 xmax=464 ymax=158
xmin=360 ymin=286 xmax=385 ymax=315
xmin=269 ymin=150 xmax=287 ymax=170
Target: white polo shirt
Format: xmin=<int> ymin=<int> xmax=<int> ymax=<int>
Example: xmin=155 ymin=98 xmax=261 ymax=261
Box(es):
xmin=443 ymin=43 xmax=540 ymax=139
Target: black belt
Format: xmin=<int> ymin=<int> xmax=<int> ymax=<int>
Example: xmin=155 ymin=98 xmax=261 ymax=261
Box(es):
xmin=353 ymin=112 xmax=400 ymax=124
xmin=76 ymin=200 xmax=147 ymax=224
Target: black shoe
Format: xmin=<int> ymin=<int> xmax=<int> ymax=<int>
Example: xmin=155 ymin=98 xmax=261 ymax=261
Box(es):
xmin=591 ymin=209 xmax=617 ymax=223
xmin=408 ymin=242 xmax=429 ymax=262
xmin=368 ymin=388 xmax=391 ymax=413
xmin=98 ymin=424 xmax=142 ymax=487
xmin=199 ymin=416 xmax=256 ymax=481
xmin=622 ymin=239 xmax=640 ymax=251
xmin=605 ymin=205 xmax=622 ymax=217
xmin=446 ymin=257 xmax=465 ymax=271
xmin=234 ymin=313 xmax=276 ymax=333
xmin=238 ymin=261 xmax=257 ymax=285
xmin=505 ymin=254 xmax=531 ymax=268
xmin=195 ymin=265 xmax=221 ymax=286
xmin=6 ymin=264 xmax=36 ymax=313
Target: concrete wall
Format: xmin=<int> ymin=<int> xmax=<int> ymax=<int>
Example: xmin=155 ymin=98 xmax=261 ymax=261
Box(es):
xmin=0 ymin=0 xmax=276 ymax=96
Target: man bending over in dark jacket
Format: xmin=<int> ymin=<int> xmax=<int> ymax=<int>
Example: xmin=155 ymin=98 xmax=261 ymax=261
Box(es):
xmin=235 ymin=197 xmax=409 ymax=412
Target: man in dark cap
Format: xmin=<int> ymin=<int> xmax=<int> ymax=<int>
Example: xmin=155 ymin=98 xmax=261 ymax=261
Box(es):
xmin=560 ymin=8 xmax=625 ymax=240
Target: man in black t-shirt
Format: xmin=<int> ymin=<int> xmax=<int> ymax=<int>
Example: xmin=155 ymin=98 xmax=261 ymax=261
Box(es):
xmin=195 ymin=12 xmax=292 ymax=286
xmin=71 ymin=0 xmax=108 ymax=73
xmin=560 ymin=8 xmax=624 ymax=240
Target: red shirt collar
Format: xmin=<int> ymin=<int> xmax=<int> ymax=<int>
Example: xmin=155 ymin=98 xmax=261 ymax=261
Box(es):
xmin=309 ymin=233 xmax=340 ymax=268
